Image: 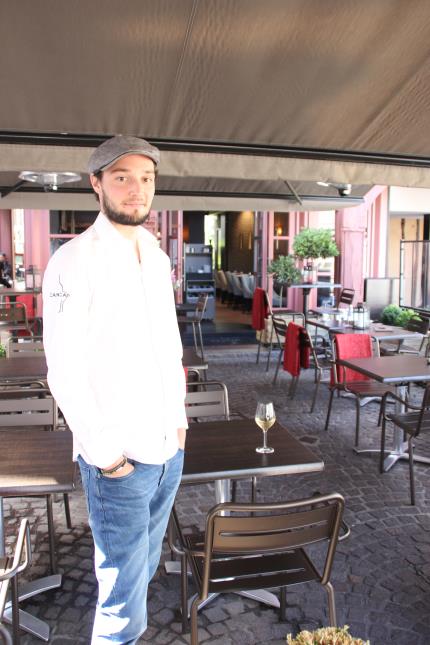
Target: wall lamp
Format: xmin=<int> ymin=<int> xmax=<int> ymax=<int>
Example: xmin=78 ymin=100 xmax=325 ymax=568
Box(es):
xmin=317 ymin=180 xmax=352 ymax=197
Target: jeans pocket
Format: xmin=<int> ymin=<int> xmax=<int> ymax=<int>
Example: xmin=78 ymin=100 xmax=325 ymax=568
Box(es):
xmin=98 ymin=465 xmax=138 ymax=483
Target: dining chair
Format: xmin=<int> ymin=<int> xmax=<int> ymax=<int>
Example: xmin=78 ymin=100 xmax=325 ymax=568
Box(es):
xmin=215 ymin=270 xmax=229 ymax=303
xmin=308 ymin=287 xmax=355 ymax=317
xmin=0 ymin=387 xmax=71 ymax=573
xmin=177 ymin=293 xmax=208 ymax=361
xmin=324 ymin=334 xmax=395 ymax=447
xmin=185 ymin=381 xmax=230 ymax=420
xmin=6 ymin=336 xmax=45 ymax=358
xmin=0 ymin=518 xmax=32 ymax=645
xmin=380 ymin=383 xmax=430 ymax=505
xmin=169 ymin=493 xmax=347 ymax=641
xmin=0 ymin=302 xmax=33 ymax=337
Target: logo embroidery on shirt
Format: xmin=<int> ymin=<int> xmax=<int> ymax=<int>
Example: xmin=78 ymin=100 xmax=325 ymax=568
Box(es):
xmin=50 ymin=275 xmax=70 ymax=313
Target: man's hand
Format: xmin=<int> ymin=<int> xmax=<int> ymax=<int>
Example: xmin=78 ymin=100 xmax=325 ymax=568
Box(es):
xmin=177 ymin=427 xmax=187 ymax=450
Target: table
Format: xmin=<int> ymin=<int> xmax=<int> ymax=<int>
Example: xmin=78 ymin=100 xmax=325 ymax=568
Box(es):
xmin=290 ymin=283 xmax=342 ymax=316
xmin=0 ymin=356 xmax=47 ymax=382
xmin=175 ymin=418 xmax=324 ymax=610
xmin=307 ymin=319 xmax=423 ymax=356
xmin=336 ymin=355 xmax=430 ymax=471
xmin=0 ymin=429 xmax=75 ymax=640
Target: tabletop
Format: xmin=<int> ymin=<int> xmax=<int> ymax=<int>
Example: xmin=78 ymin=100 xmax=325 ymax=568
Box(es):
xmin=336 ymin=355 xmax=430 ymax=384
xmin=0 ymin=356 xmax=47 ymax=381
xmin=182 ymin=418 xmax=324 ymax=483
xmin=307 ymin=319 xmax=423 ymax=343
xmin=290 ymin=282 xmax=342 ymax=291
xmin=0 ymin=429 xmax=75 ymax=496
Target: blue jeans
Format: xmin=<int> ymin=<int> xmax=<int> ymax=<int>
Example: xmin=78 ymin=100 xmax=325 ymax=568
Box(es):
xmin=78 ymin=449 xmax=184 ymax=644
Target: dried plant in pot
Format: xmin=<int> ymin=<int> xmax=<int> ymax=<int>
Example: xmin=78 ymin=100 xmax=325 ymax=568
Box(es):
xmin=286 ymin=624 xmax=370 ymax=645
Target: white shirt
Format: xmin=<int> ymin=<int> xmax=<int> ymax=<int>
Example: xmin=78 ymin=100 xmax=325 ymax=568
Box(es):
xmin=43 ymin=213 xmax=187 ymax=468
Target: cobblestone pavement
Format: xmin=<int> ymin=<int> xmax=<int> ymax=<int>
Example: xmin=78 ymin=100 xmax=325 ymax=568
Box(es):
xmin=4 ymin=347 xmax=430 ymax=644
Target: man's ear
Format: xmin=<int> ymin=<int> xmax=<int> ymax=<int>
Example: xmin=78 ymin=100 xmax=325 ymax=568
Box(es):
xmin=90 ymin=174 xmax=101 ymax=197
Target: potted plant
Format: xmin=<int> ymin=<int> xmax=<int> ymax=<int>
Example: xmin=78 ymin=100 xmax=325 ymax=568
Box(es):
xmin=287 ymin=625 xmax=369 ymax=645
xmin=293 ymin=228 xmax=339 ymax=282
xmin=380 ymin=304 xmax=420 ymax=327
xmin=267 ymin=255 xmax=301 ymax=305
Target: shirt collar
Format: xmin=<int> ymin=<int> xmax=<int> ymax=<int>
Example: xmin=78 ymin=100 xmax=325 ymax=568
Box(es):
xmin=93 ymin=212 xmax=158 ymax=250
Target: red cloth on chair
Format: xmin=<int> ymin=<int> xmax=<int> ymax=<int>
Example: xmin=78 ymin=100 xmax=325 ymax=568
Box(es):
xmin=15 ymin=294 xmax=35 ymax=319
xmin=283 ymin=322 xmax=300 ymax=376
xmin=333 ymin=333 xmax=372 ymax=384
xmin=251 ymin=288 xmax=268 ymax=331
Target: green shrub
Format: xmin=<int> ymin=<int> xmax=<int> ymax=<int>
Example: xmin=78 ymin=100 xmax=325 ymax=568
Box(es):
xmin=0 ymin=345 xmax=5 ymax=358
xmin=267 ymin=255 xmax=301 ymax=285
xmin=380 ymin=304 xmax=420 ymax=327
xmin=293 ymin=228 xmax=339 ymax=260
xmin=287 ymin=625 xmax=369 ymax=645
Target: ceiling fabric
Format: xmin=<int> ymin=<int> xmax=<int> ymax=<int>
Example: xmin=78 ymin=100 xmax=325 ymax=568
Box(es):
xmin=1 ymin=0 xmax=430 ymax=209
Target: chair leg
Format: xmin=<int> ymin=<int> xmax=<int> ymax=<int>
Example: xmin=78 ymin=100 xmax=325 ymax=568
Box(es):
xmin=63 ymin=493 xmax=72 ymax=529
xmin=191 ymin=322 xmax=198 ymax=355
xmin=190 ymin=596 xmax=200 ymax=645
xmin=251 ymin=477 xmax=257 ymax=503
xmin=11 ymin=575 xmax=20 ymax=645
xmin=279 ymin=587 xmax=287 ymax=622
xmin=181 ymin=554 xmax=189 ymax=633
xmin=354 ymin=397 xmax=361 ymax=448
xmin=324 ymin=389 xmax=335 ymax=432
xmin=265 ymin=329 xmax=273 ymax=372
xmin=408 ymin=436 xmax=416 ymax=505
xmin=231 ymin=480 xmax=237 ymax=502
xmin=380 ymin=416 xmax=387 ymax=473
xmin=197 ymin=322 xmax=205 ymax=362
xmin=273 ymin=350 xmax=283 ymax=385
xmin=310 ymin=370 xmax=321 ymax=413
xmin=256 ymin=336 xmax=262 ymax=364
xmin=324 ymin=581 xmax=337 ymax=626
xmin=46 ymin=494 xmax=57 ymax=574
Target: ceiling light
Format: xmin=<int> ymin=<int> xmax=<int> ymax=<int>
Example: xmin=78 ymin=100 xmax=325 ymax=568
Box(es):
xmin=317 ymin=180 xmax=352 ymax=197
xmin=19 ymin=171 xmax=82 ymax=192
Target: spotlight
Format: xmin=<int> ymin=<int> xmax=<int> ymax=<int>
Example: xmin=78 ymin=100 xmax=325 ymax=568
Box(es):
xmin=317 ymin=180 xmax=352 ymax=197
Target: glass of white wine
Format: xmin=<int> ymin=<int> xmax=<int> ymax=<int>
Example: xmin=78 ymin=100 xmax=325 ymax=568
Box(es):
xmin=255 ymin=401 xmax=276 ymax=454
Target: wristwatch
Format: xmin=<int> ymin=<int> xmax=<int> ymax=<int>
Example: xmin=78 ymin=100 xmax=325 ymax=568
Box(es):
xmin=100 ymin=456 xmax=128 ymax=475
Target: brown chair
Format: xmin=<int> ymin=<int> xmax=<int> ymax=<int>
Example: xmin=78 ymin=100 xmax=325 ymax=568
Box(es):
xmin=0 ymin=388 xmax=71 ymax=573
xmin=177 ymin=293 xmax=208 ymax=361
xmin=308 ymin=287 xmax=355 ymax=317
xmin=266 ymin=310 xmax=305 ymax=375
xmin=0 ymin=518 xmax=32 ymax=645
xmin=185 ymin=381 xmax=230 ymax=420
xmin=170 ymin=493 xmax=347 ymax=642
xmin=380 ymin=384 xmax=430 ymax=505
xmin=324 ymin=334 xmax=395 ymax=447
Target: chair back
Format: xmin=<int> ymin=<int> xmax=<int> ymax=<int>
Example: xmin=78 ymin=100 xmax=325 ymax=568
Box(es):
xmin=204 ymin=493 xmax=345 ymax=587
xmin=337 ymin=288 xmax=355 ymax=307
xmin=185 ymin=381 xmax=230 ymax=420
xmin=0 ymin=302 xmax=28 ymax=325
xmin=416 ymin=383 xmax=430 ymax=437
xmin=283 ymin=322 xmax=310 ymax=376
xmin=7 ymin=336 xmax=45 ymax=358
xmin=216 ymin=270 xmax=229 ymax=291
xmin=0 ymin=387 xmax=55 ymax=428
xmin=406 ymin=316 xmax=429 ymax=335
xmin=333 ymin=333 xmax=372 ymax=384
xmin=230 ymin=273 xmax=243 ymax=297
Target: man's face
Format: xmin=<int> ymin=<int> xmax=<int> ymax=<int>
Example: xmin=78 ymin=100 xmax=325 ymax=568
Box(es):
xmin=90 ymin=154 xmax=156 ymax=226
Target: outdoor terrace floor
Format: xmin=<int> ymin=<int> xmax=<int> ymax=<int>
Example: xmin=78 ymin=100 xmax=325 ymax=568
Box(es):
xmin=4 ymin=346 xmax=430 ymax=644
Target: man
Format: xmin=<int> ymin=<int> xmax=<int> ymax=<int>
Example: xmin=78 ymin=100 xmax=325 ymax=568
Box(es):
xmin=43 ymin=135 xmax=187 ymax=644
xmin=0 ymin=252 xmax=12 ymax=288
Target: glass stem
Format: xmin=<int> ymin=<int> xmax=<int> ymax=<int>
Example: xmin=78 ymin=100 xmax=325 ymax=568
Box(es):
xmin=263 ymin=430 xmax=268 ymax=449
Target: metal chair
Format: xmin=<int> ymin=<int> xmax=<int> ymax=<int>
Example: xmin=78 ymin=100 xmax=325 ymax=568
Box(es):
xmin=177 ymin=294 xmax=208 ymax=361
xmin=0 ymin=387 xmax=71 ymax=573
xmin=324 ymin=334 xmax=395 ymax=447
xmin=185 ymin=381 xmax=230 ymax=421
xmin=170 ymin=493 xmax=347 ymax=641
xmin=215 ymin=270 xmax=229 ymax=303
xmin=6 ymin=336 xmax=45 ymax=358
xmin=380 ymin=383 xmax=430 ymax=505
xmin=0 ymin=303 xmax=33 ymax=337
xmin=337 ymin=287 xmax=355 ymax=307
xmin=0 ymin=518 xmax=32 ymax=645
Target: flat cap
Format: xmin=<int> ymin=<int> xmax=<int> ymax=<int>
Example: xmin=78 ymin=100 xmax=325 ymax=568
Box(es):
xmin=88 ymin=135 xmax=160 ymax=174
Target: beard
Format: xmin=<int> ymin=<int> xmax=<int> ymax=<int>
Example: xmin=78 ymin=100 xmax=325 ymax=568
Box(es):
xmin=101 ymin=189 xmax=150 ymax=226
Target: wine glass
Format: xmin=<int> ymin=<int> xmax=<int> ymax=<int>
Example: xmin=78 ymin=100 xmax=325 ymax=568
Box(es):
xmin=255 ymin=401 xmax=276 ymax=454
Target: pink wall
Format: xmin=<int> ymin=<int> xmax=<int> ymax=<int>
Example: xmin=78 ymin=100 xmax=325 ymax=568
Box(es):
xmin=24 ymin=210 xmax=50 ymax=313
xmin=335 ymin=186 xmax=388 ymax=303
xmin=0 ymin=210 xmax=12 ymax=260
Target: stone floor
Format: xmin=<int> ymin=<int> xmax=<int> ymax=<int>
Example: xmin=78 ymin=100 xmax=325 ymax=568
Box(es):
xmin=4 ymin=347 xmax=430 ymax=644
